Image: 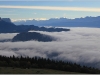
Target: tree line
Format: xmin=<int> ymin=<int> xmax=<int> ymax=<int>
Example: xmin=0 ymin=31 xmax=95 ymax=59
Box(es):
xmin=0 ymin=55 xmax=100 ymax=74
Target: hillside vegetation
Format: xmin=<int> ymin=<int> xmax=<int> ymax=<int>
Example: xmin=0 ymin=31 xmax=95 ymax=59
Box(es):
xmin=0 ymin=67 xmax=80 ymax=74
xmin=0 ymin=55 xmax=100 ymax=74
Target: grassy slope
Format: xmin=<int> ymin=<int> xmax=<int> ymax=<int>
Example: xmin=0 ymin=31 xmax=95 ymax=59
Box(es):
xmin=0 ymin=67 xmax=81 ymax=74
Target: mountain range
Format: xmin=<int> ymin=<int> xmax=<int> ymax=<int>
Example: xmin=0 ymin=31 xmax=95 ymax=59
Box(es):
xmin=0 ymin=18 xmax=70 ymax=33
xmin=13 ymin=16 xmax=100 ymax=27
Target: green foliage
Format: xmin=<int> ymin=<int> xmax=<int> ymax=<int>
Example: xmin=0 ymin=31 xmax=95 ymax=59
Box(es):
xmin=0 ymin=55 xmax=100 ymax=74
xmin=0 ymin=67 xmax=79 ymax=74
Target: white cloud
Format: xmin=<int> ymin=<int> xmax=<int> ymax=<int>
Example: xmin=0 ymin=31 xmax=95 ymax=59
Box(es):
xmin=0 ymin=27 xmax=100 ymax=68
xmin=0 ymin=33 xmax=18 ymax=40
xmin=0 ymin=5 xmax=100 ymax=12
xmin=11 ymin=18 xmax=47 ymax=22
xmin=35 ymin=18 xmax=47 ymax=20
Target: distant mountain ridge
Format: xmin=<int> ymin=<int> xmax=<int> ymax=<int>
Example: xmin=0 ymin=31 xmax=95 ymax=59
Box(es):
xmin=13 ymin=16 xmax=100 ymax=27
xmin=0 ymin=18 xmax=70 ymax=33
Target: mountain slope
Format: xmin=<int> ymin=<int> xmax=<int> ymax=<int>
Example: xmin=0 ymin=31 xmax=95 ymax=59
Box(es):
xmin=12 ymin=32 xmax=55 ymax=42
xmin=0 ymin=20 xmax=17 ymax=33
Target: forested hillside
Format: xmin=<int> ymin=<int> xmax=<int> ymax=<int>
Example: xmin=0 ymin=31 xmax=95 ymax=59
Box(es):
xmin=0 ymin=55 xmax=100 ymax=74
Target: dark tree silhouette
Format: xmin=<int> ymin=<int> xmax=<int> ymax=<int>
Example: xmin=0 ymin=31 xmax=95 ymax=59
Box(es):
xmin=0 ymin=55 xmax=100 ymax=74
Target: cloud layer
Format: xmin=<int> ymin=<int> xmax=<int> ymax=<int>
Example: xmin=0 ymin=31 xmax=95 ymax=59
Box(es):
xmin=0 ymin=33 xmax=18 ymax=40
xmin=0 ymin=27 xmax=100 ymax=68
xmin=0 ymin=5 xmax=100 ymax=12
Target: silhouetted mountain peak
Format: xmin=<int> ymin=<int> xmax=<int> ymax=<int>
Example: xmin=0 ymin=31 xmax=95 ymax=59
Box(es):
xmin=0 ymin=18 xmax=70 ymax=33
xmin=1 ymin=18 xmax=11 ymax=23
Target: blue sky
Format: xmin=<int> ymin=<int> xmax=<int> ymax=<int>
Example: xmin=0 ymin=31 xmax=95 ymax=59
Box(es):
xmin=0 ymin=0 xmax=100 ymax=21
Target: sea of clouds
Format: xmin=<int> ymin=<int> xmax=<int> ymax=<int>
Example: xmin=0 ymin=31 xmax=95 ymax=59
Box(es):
xmin=0 ymin=27 xmax=100 ymax=68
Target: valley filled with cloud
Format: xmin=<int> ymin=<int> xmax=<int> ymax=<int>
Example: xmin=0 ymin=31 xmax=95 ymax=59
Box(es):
xmin=0 ymin=27 xmax=100 ymax=68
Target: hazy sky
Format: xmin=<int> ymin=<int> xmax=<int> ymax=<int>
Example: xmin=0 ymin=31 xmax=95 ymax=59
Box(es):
xmin=0 ymin=0 xmax=100 ymax=20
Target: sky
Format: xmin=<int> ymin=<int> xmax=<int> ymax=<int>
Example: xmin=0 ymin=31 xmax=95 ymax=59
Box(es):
xmin=0 ymin=0 xmax=100 ymax=21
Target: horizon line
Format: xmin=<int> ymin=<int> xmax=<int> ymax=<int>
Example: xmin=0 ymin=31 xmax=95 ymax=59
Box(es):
xmin=10 ymin=16 xmax=100 ymax=22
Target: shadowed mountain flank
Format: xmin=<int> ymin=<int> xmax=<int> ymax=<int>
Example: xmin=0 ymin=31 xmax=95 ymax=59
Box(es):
xmin=12 ymin=32 xmax=55 ymax=42
xmin=0 ymin=19 xmax=17 ymax=33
